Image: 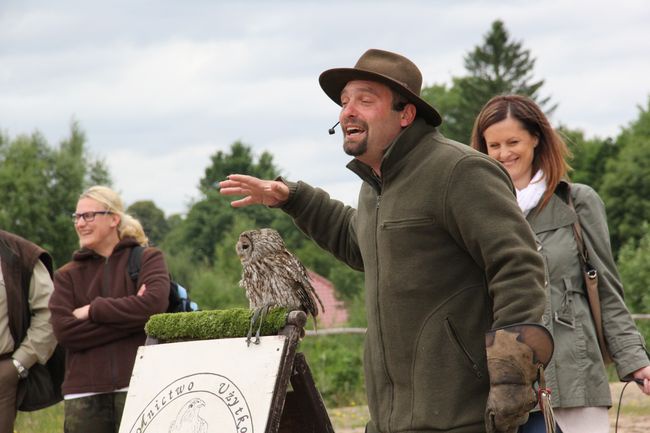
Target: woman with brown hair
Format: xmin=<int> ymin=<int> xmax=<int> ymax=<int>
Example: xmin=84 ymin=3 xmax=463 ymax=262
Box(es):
xmin=471 ymin=94 xmax=650 ymax=432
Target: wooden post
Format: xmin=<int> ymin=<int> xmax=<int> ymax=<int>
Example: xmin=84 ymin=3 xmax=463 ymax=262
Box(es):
xmin=278 ymin=353 xmax=335 ymax=432
xmin=264 ymin=310 xmax=335 ymax=433
xmin=265 ymin=311 xmax=334 ymax=433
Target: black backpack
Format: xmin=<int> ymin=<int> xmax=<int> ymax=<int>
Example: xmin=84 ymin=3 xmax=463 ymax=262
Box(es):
xmin=127 ymin=246 xmax=198 ymax=313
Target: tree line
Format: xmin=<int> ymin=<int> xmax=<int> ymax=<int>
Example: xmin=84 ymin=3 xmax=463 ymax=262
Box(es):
xmin=2 ymin=20 xmax=650 ymax=333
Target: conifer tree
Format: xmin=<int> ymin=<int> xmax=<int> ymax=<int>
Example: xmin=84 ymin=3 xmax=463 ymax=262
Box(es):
xmin=424 ymin=20 xmax=555 ymax=143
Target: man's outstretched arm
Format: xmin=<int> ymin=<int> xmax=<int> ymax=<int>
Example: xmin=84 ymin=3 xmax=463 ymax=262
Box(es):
xmin=218 ymin=174 xmax=290 ymax=208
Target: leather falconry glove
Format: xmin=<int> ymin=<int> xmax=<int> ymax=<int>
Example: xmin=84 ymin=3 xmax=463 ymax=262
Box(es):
xmin=485 ymin=324 xmax=554 ymax=433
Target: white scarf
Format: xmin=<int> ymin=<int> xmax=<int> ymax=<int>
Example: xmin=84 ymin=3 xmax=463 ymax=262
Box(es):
xmin=516 ymin=170 xmax=546 ymax=216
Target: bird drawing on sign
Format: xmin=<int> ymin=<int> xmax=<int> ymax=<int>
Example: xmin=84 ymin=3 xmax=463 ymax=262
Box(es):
xmin=168 ymin=397 xmax=208 ymax=433
xmin=237 ymin=228 xmax=324 ymax=345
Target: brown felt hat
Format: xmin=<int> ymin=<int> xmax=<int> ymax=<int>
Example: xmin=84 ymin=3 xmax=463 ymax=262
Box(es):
xmin=319 ymin=48 xmax=442 ymax=127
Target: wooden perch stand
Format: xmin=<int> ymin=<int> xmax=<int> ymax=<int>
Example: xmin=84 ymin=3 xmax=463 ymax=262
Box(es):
xmin=144 ymin=309 xmax=334 ymax=433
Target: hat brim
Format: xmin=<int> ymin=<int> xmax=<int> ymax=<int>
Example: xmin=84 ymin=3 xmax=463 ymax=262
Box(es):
xmin=319 ymin=68 xmax=442 ymax=127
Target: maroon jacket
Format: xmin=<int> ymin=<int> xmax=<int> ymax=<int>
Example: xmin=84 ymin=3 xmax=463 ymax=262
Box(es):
xmin=49 ymin=237 xmax=169 ymax=395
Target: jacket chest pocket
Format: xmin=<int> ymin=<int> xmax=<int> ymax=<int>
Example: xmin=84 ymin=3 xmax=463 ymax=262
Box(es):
xmin=381 ymin=216 xmax=435 ymax=230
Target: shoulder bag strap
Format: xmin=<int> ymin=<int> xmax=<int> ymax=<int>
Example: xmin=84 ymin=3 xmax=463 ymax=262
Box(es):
xmin=567 ymin=186 xmax=612 ymax=363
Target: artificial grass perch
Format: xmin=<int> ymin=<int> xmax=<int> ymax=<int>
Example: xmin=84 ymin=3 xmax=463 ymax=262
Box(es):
xmin=144 ymin=307 xmax=289 ymax=343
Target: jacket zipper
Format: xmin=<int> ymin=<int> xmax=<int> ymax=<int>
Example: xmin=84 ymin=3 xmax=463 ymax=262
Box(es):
xmin=374 ymin=191 xmax=396 ymax=431
xmin=445 ymin=318 xmax=483 ymax=379
xmin=102 ymin=256 xmax=119 ymax=389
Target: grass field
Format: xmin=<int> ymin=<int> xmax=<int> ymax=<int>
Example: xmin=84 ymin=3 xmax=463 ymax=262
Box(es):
xmin=15 ymin=403 xmax=62 ymax=433
xmin=15 ymin=383 xmax=650 ymax=433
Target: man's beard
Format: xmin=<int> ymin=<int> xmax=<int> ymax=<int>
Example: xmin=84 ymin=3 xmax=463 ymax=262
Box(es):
xmin=343 ymin=120 xmax=368 ymax=156
xmin=343 ymin=136 xmax=368 ymax=156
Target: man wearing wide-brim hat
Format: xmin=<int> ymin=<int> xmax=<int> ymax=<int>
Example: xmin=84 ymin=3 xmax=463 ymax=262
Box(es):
xmin=220 ymin=48 xmax=553 ymax=433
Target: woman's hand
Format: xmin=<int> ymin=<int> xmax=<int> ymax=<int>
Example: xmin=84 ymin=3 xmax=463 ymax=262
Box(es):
xmin=632 ymin=365 xmax=650 ymax=395
xmin=218 ymin=174 xmax=290 ymax=208
xmin=72 ymin=304 xmax=90 ymax=320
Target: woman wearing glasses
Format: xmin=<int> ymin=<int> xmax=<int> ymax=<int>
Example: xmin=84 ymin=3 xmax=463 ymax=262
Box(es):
xmin=49 ymin=186 xmax=170 ymax=433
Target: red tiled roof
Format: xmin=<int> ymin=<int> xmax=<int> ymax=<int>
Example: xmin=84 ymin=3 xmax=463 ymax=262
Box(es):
xmin=308 ymin=270 xmax=348 ymax=328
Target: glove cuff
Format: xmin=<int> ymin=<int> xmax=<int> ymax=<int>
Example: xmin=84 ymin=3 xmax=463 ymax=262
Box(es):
xmin=485 ymin=323 xmax=554 ymax=368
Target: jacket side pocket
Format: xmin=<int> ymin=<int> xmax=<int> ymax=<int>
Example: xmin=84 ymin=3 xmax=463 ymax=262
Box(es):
xmin=445 ymin=317 xmax=483 ymax=379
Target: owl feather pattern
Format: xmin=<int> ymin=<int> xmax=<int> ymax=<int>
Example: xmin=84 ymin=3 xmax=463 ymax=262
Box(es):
xmin=237 ymin=228 xmax=324 ymax=343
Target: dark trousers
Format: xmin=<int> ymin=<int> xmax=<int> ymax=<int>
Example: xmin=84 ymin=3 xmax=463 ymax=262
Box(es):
xmin=518 ymin=411 xmax=563 ymax=433
xmin=0 ymin=357 xmax=20 ymax=433
xmin=64 ymin=392 xmax=127 ymax=433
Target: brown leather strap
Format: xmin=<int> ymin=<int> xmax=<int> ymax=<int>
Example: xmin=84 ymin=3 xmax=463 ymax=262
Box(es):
xmin=567 ymin=188 xmax=612 ymax=364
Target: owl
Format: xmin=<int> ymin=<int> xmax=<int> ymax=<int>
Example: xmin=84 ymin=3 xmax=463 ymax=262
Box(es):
xmin=237 ymin=228 xmax=324 ymax=345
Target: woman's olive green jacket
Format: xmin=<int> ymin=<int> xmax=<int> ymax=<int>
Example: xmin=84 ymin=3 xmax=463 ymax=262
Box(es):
xmin=527 ymin=181 xmax=649 ymax=408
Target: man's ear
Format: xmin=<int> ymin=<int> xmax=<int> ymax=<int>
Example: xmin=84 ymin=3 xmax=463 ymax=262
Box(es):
xmin=400 ymin=104 xmax=417 ymax=127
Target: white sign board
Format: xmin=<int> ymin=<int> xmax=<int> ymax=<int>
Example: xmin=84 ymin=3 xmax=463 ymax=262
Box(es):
xmin=119 ymin=335 xmax=287 ymax=433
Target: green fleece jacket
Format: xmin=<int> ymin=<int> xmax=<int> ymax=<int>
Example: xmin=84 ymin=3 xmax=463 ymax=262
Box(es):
xmin=282 ymin=118 xmax=547 ymax=432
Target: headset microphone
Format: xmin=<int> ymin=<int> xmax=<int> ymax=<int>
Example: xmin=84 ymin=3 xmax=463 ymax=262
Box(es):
xmin=328 ymin=121 xmax=340 ymax=135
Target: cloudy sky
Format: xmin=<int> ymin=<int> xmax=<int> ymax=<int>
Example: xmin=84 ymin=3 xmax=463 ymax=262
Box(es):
xmin=1 ymin=0 xmax=648 ymax=215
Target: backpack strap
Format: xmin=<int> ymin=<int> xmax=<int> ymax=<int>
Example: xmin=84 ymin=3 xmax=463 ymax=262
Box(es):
xmin=127 ymin=245 xmax=145 ymax=283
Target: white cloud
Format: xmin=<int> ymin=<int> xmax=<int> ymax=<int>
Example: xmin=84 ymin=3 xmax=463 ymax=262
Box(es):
xmin=107 ymin=141 xmax=218 ymax=215
xmin=0 ymin=0 xmax=649 ymax=216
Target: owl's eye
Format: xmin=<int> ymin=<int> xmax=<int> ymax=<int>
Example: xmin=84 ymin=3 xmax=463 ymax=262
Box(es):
xmin=242 ymin=244 xmax=250 ymax=250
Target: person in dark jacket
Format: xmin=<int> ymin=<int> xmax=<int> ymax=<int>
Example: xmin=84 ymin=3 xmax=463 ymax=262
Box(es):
xmin=471 ymin=94 xmax=650 ymax=433
xmin=49 ymin=186 xmax=170 ymax=433
xmin=0 ymin=230 xmax=57 ymax=433
xmin=219 ymin=49 xmax=553 ymax=433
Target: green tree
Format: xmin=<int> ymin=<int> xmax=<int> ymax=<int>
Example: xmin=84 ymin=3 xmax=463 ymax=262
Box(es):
xmin=163 ymin=141 xmax=301 ymax=265
xmin=559 ymin=126 xmax=618 ymax=192
xmin=600 ymin=97 xmax=650 ymax=255
xmin=162 ymin=140 xmax=368 ymax=311
xmin=163 ymin=216 xmax=255 ymax=311
xmin=420 ymin=82 xmax=462 ymax=139
xmin=295 ymin=240 xmax=364 ymax=302
xmin=169 ymin=198 xmax=236 ymax=263
xmin=127 ymin=200 xmax=169 ymax=247
xmin=422 ymin=20 xmax=554 ymax=143
xmin=0 ymin=123 xmax=111 ymax=266
xmin=617 ymin=222 xmax=650 ymax=346
xmin=198 ymin=141 xmax=277 ymax=195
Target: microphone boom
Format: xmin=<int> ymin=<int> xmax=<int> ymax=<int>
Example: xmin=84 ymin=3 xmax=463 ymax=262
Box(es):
xmin=328 ymin=121 xmax=340 ymax=135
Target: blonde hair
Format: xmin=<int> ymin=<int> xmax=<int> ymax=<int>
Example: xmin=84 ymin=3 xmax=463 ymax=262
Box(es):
xmin=80 ymin=185 xmax=149 ymax=246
